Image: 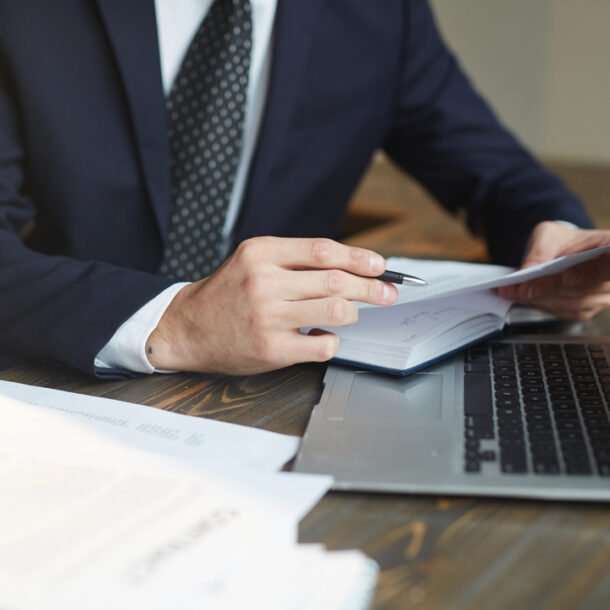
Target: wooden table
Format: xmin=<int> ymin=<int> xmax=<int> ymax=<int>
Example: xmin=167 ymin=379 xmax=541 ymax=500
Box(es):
xmin=4 ymin=314 xmax=610 ymax=610
xmin=3 ymin=159 xmax=610 ymax=609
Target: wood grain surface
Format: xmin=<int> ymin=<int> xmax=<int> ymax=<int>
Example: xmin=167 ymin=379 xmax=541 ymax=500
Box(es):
xmin=2 ymin=159 xmax=610 ymax=610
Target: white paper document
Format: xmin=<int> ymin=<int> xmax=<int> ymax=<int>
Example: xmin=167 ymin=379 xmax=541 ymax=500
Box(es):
xmin=0 ymin=380 xmax=299 ymax=473
xmin=388 ymin=245 xmax=610 ymax=305
xmin=196 ymin=543 xmax=379 ymax=610
xmin=0 ymin=393 xmax=337 ymax=610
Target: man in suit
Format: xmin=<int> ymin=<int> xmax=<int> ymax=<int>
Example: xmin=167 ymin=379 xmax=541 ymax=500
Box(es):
xmin=0 ymin=0 xmax=608 ymax=378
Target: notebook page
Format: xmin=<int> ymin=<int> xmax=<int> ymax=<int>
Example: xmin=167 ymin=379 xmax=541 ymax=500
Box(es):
xmin=347 ymin=291 xmax=511 ymax=345
xmin=328 ymin=291 xmax=510 ymax=368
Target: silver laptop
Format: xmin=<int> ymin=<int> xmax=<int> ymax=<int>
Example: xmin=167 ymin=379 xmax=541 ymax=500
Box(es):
xmin=294 ymin=336 xmax=610 ymax=501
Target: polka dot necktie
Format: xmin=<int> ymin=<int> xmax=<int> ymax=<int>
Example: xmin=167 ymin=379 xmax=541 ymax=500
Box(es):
xmin=159 ymin=0 xmax=252 ymax=281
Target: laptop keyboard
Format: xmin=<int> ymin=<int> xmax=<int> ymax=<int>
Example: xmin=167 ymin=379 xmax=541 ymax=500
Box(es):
xmin=463 ymin=342 xmax=610 ymax=476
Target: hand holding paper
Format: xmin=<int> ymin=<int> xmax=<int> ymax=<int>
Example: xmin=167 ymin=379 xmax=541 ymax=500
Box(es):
xmin=388 ymin=243 xmax=610 ymax=307
xmin=498 ymin=221 xmax=610 ymax=321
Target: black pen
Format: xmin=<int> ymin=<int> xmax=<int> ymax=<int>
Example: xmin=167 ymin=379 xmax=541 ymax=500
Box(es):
xmin=376 ymin=270 xmax=427 ymax=286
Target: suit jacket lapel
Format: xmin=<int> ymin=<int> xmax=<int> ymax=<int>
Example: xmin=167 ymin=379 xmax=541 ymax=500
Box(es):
xmin=95 ymin=0 xmax=322 ymax=245
xmin=95 ymin=0 xmax=171 ymax=244
xmin=237 ymin=0 xmax=323 ymax=237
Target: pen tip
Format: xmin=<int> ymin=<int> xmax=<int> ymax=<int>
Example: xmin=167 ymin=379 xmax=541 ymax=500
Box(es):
xmin=405 ymin=277 xmax=427 ymax=286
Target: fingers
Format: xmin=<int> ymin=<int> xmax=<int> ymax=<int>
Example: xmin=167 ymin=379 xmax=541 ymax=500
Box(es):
xmin=555 ymin=229 xmax=610 ymax=258
xmin=499 ymin=274 xmax=610 ymax=303
xmin=532 ymin=291 xmax=610 ymax=311
xmin=561 ymin=254 xmax=610 ymax=288
xmin=235 ymin=236 xmax=386 ymax=276
xmin=279 ymin=297 xmax=360 ymax=328
xmin=280 ymin=268 xmax=398 ymax=305
xmin=252 ymin=330 xmax=339 ymax=369
xmin=525 ymin=294 xmax=610 ymax=321
xmin=499 ymin=286 xmax=610 ymax=322
xmin=272 ymin=331 xmax=340 ymax=366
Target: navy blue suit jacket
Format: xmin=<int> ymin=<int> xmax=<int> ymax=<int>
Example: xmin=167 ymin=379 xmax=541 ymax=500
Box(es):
xmin=0 ymin=0 xmax=593 ymax=376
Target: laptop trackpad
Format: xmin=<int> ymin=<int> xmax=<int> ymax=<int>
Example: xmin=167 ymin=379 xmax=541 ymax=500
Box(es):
xmin=348 ymin=372 xmax=443 ymax=421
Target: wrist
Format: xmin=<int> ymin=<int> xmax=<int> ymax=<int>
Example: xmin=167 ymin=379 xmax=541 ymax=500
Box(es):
xmin=145 ymin=282 xmax=201 ymax=371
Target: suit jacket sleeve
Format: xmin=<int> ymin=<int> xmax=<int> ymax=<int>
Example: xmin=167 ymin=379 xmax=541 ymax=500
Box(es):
xmin=383 ymin=0 xmax=594 ymax=265
xmin=0 ymin=56 xmax=173 ymax=377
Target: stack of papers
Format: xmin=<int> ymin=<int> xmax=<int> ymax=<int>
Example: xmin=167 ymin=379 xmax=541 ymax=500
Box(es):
xmin=0 ymin=381 xmax=378 ymax=610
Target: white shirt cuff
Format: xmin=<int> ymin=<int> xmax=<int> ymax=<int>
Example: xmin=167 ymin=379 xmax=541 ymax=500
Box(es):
xmin=95 ymin=283 xmax=190 ymax=374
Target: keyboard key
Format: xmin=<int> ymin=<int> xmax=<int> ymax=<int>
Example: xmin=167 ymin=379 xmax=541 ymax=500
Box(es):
xmin=464 ymin=439 xmax=480 ymax=452
xmin=465 ymin=449 xmax=480 ymax=462
xmin=590 ymin=438 xmax=610 ymax=451
xmin=597 ymin=462 xmax=610 ymax=477
xmin=550 ymin=392 xmax=573 ymax=402
xmin=526 ymin=412 xmax=552 ymax=424
xmin=588 ymin=427 xmax=610 ymax=439
xmin=584 ymin=414 xmax=610 ymax=425
xmin=533 ymin=459 xmax=560 ymax=475
xmin=497 ymin=406 xmax=520 ymax=417
xmin=495 ymin=380 xmax=517 ymax=391
xmin=552 ymin=401 xmax=577 ymax=412
xmin=465 ymin=428 xmax=494 ymax=441
xmin=464 ymin=373 xmax=493 ymax=416
xmin=465 ymin=349 xmax=490 ymax=373
xmin=578 ymin=398 xmax=604 ymax=408
xmin=465 ymin=460 xmax=481 ymax=473
xmin=530 ymin=441 xmax=557 ymax=455
xmin=564 ymin=441 xmax=592 ymax=459
xmin=465 ymin=415 xmax=493 ymax=428
xmin=496 ymin=389 xmax=520 ymax=400
xmin=565 ymin=461 xmax=593 ymax=476
xmin=559 ymin=430 xmax=585 ymax=442
xmin=582 ymin=408 xmax=605 ymax=418
xmin=522 ymin=387 xmax=546 ymax=396
xmin=525 ymin=404 xmax=551 ymax=415
xmin=499 ymin=427 xmax=524 ymax=438
xmin=498 ymin=419 xmax=523 ymax=431
xmin=499 ymin=437 xmax=525 ymax=448
xmin=594 ymin=448 xmax=610 ymax=461
xmin=501 ymin=456 xmax=527 ymax=474
xmin=554 ymin=411 xmax=580 ymax=421
xmin=556 ymin=420 xmax=580 ymax=432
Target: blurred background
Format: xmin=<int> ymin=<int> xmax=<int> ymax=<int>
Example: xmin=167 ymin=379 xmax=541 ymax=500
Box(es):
xmin=347 ymin=0 xmax=610 ymax=260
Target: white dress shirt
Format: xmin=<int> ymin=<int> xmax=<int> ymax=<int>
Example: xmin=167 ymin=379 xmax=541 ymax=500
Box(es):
xmin=95 ymin=0 xmax=277 ymax=372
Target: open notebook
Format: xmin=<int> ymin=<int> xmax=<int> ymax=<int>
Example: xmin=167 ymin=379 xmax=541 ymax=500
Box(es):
xmin=312 ymin=246 xmax=609 ymax=376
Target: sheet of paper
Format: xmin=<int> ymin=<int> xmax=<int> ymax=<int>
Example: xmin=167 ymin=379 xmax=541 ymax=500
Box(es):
xmin=194 ymin=543 xmax=378 ymax=610
xmin=0 ymin=380 xmax=299 ymax=473
xmin=387 ymin=245 xmax=610 ymax=305
xmin=0 ymin=395 xmax=296 ymax=610
xmin=0 ymin=394 xmax=332 ymax=610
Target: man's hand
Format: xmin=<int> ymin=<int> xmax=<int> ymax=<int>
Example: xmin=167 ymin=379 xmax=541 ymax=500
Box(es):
xmin=146 ymin=237 xmax=399 ymax=374
xmin=497 ymin=221 xmax=610 ymax=320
